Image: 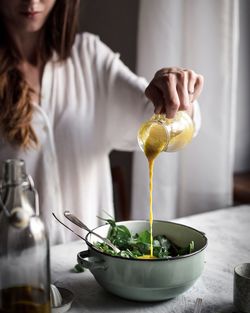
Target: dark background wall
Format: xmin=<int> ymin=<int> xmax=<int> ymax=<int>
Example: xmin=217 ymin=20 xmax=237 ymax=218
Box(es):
xmin=78 ymin=0 xmax=140 ymax=220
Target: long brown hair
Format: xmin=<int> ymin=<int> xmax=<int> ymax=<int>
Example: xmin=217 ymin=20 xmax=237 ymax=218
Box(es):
xmin=0 ymin=0 xmax=80 ymax=149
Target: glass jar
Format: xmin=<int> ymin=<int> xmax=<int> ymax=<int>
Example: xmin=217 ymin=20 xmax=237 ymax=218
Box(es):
xmin=137 ymin=111 xmax=194 ymax=157
xmin=0 ymin=159 xmax=51 ymax=313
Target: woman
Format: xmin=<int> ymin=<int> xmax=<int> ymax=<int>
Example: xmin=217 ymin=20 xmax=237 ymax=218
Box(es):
xmin=0 ymin=0 xmax=203 ymax=244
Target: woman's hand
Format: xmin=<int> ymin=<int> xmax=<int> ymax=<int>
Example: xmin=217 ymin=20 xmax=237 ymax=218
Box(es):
xmin=145 ymin=67 xmax=204 ymax=118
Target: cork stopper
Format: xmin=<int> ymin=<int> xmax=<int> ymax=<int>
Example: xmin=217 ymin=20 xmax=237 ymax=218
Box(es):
xmin=2 ymin=159 xmax=27 ymax=186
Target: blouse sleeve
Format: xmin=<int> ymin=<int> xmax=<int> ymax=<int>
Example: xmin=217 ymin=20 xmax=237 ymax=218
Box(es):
xmin=91 ymin=34 xmax=154 ymax=152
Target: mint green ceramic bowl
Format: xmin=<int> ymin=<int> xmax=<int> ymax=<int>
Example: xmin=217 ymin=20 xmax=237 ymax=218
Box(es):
xmin=77 ymin=220 xmax=207 ymax=302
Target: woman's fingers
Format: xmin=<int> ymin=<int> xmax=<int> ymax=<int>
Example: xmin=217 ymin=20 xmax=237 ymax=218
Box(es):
xmin=145 ymin=84 xmax=164 ymax=114
xmin=145 ymin=68 xmax=204 ymax=118
xmin=147 ymin=72 xmax=180 ymax=118
xmin=191 ymin=74 xmax=204 ymax=102
xmin=162 ymin=73 xmax=180 ymax=117
xmin=176 ymin=70 xmax=189 ymax=111
xmin=186 ymin=70 xmax=196 ymax=94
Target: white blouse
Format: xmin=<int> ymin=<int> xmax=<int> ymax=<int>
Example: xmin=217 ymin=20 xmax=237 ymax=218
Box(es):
xmin=0 ymin=33 xmax=200 ymax=245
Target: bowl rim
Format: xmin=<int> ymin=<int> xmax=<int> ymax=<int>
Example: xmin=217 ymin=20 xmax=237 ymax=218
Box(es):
xmin=84 ymin=219 xmax=208 ymax=262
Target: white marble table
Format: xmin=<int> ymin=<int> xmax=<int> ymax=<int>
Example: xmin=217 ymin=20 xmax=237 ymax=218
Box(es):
xmin=51 ymin=205 xmax=250 ymax=313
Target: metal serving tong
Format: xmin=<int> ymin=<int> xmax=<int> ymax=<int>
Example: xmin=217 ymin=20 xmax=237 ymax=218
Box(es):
xmin=52 ymin=211 xmax=120 ymax=253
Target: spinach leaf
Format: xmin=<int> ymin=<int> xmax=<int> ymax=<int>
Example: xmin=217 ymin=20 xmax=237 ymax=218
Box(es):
xmin=177 ymin=240 xmax=195 ymax=256
xmin=106 ymin=220 xmax=131 ymax=250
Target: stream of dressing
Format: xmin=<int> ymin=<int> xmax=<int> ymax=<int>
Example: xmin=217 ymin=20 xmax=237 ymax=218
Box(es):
xmin=143 ymin=124 xmax=168 ymax=258
xmin=138 ymin=112 xmax=194 ymax=259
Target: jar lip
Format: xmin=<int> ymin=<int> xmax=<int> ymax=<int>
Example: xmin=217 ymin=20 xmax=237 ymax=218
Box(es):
xmin=152 ymin=111 xmax=191 ymax=118
xmin=151 ymin=113 xmax=166 ymax=121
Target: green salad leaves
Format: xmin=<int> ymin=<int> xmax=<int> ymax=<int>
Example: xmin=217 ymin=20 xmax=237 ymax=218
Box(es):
xmin=94 ymin=219 xmax=195 ymax=259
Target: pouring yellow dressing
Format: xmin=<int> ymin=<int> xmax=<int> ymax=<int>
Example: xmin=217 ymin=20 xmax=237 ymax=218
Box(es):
xmin=143 ymin=123 xmax=168 ymax=257
xmin=138 ymin=112 xmax=194 ymax=259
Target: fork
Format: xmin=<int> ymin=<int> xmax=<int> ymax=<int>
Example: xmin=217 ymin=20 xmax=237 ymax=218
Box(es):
xmin=193 ymin=298 xmax=203 ymax=313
